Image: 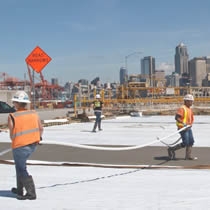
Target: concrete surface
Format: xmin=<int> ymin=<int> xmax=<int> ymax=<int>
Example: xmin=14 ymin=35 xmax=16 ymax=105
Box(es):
xmin=1 ymin=143 xmax=209 ymax=169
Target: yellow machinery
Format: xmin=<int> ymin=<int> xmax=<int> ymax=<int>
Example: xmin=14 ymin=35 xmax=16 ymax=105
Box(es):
xmin=74 ymin=85 xmax=210 ymax=114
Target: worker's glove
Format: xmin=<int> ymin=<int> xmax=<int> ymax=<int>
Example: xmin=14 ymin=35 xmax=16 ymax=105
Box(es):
xmin=38 ymin=137 xmax=43 ymax=145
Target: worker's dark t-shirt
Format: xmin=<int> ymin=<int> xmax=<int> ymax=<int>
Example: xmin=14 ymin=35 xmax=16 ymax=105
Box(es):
xmin=93 ymin=101 xmax=103 ymax=111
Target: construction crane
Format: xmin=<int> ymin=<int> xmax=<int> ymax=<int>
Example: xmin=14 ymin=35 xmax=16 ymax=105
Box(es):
xmin=0 ymin=72 xmax=30 ymax=90
xmin=27 ymin=64 xmax=53 ymax=99
xmin=27 ymin=64 xmax=65 ymax=108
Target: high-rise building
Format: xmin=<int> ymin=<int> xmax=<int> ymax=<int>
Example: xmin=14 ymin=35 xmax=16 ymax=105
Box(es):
xmin=141 ymin=56 xmax=155 ymax=86
xmin=175 ymin=43 xmax=189 ymax=75
xmin=51 ymin=78 xmax=58 ymax=85
xmin=189 ymin=57 xmax=207 ymax=87
xmin=141 ymin=56 xmax=155 ymax=75
xmin=119 ymin=67 xmax=128 ymax=84
xmin=154 ymin=70 xmax=165 ymax=87
xmin=91 ymin=77 xmax=100 ymax=87
xmin=205 ymin=56 xmax=210 ymax=74
xmin=165 ymin=73 xmax=180 ymax=87
xmin=78 ymin=79 xmax=88 ymax=86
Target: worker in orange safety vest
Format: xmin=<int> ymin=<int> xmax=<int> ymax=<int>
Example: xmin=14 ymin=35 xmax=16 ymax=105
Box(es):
xmin=8 ymin=91 xmax=43 ymax=200
xmin=168 ymin=94 xmax=197 ymax=160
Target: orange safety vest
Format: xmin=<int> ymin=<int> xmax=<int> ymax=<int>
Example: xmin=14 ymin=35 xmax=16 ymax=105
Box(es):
xmin=10 ymin=110 xmax=40 ymax=149
xmin=176 ymin=105 xmax=194 ymax=128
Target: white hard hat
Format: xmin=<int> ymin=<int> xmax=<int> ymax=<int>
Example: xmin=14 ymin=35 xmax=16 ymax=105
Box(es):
xmin=183 ymin=94 xmax=194 ymax=101
xmin=96 ymin=94 xmax=101 ymax=99
xmin=12 ymin=91 xmax=31 ymax=103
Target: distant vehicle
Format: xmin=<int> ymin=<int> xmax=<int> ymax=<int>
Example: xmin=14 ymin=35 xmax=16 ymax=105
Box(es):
xmin=0 ymin=101 xmax=15 ymax=113
xmin=130 ymin=111 xmax=142 ymax=117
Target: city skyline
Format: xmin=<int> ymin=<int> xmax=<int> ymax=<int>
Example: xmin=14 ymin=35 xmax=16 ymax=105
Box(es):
xmin=0 ymin=0 xmax=210 ymax=85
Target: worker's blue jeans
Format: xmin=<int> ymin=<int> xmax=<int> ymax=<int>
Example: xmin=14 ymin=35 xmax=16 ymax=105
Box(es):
xmin=12 ymin=143 xmax=37 ymax=178
xmin=93 ymin=111 xmax=102 ymax=130
xmin=180 ymin=128 xmax=194 ymax=146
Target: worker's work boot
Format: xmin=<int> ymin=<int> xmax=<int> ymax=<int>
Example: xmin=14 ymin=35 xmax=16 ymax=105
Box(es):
xmin=98 ymin=122 xmax=102 ymax=131
xmin=11 ymin=176 xmax=23 ymax=196
xmin=168 ymin=143 xmax=183 ymax=160
xmin=92 ymin=122 xmax=97 ymax=132
xmin=185 ymin=146 xmax=197 ymax=160
xmin=168 ymin=147 xmax=175 ymax=160
xmin=17 ymin=176 xmax=36 ymax=200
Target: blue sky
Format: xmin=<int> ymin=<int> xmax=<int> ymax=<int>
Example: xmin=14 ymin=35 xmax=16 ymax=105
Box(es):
xmin=1 ymin=0 xmax=210 ymax=85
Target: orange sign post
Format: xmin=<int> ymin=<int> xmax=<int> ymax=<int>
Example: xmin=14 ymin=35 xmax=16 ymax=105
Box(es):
xmin=25 ymin=46 xmax=52 ymax=73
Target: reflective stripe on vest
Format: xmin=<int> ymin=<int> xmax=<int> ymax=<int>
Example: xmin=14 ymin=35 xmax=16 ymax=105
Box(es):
xmin=11 ymin=127 xmax=39 ymax=139
xmin=176 ymin=105 xmax=187 ymax=127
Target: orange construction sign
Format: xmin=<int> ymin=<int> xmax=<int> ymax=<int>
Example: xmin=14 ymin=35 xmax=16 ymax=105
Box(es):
xmin=25 ymin=46 xmax=52 ymax=73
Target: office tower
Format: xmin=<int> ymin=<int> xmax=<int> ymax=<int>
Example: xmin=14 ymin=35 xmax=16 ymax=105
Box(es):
xmin=175 ymin=43 xmax=189 ymax=75
xmin=206 ymin=56 xmax=210 ymax=73
xmin=120 ymin=67 xmax=128 ymax=84
xmin=189 ymin=57 xmax=207 ymax=87
xmin=141 ymin=56 xmax=155 ymax=86
xmin=171 ymin=73 xmax=180 ymax=87
xmin=165 ymin=73 xmax=180 ymax=87
xmin=91 ymin=77 xmax=100 ymax=87
xmin=51 ymin=78 xmax=58 ymax=85
xmin=78 ymin=79 xmax=88 ymax=86
xmin=141 ymin=56 xmax=155 ymax=75
xmin=154 ymin=70 xmax=165 ymax=87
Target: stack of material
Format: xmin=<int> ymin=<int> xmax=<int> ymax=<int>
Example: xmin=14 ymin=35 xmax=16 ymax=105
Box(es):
xmin=43 ymin=119 xmax=70 ymax=127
